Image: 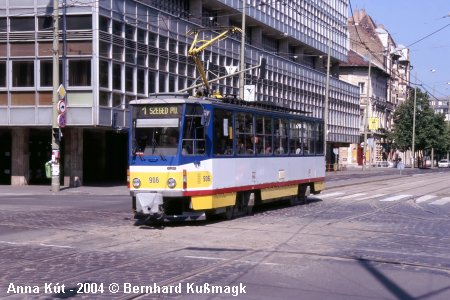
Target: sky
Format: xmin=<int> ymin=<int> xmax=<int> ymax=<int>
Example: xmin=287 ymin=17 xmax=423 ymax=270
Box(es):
xmin=348 ymin=0 xmax=450 ymax=99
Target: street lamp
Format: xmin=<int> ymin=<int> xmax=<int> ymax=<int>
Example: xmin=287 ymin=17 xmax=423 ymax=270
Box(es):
xmin=324 ymin=30 xmax=331 ymax=162
xmin=411 ymin=78 xmax=417 ymax=169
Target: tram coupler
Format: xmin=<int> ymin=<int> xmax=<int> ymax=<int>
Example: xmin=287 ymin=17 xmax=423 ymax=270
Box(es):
xmin=135 ymin=193 xmax=164 ymax=215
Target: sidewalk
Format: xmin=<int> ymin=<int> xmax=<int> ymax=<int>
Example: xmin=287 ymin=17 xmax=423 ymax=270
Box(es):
xmin=0 ymin=166 xmax=434 ymax=196
xmin=0 ymin=183 xmax=129 ymax=196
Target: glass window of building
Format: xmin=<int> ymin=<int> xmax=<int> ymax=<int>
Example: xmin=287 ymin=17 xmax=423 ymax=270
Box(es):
xmin=113 ymin=45 xmax=123 ymax=61
xmin=137 ymin=69 xmax=145 ymax=94
xmin=0 ymin=61 xmax=6 ymax=87
xmin=0 ymin=18 xmax=6 ymax=32
xmin=10 ymin=17 xmax=34 ymax=31
xmin=66 ymin=15 xmax=92 ymax=30
xmin=99 ymin=60 xmax=109 ymax=88
xmin=159 ymin=73 xmax=167 ymax=92
xmin=68 ymin=60 xmax=91 ymax=86
xmin=148 ymin=71 xmax=156 ymax=94
xmin=99 ymin=41 xmax=110 ymax=58
xmin=148 ymin=32 xmax=157 ymax=46
xmin=37 ymin=16 xmax=54 ymax=31
xmin=159 ymin=36 xmax=167 ymax=49
xmin=125 ymin=48 xmax=135 ymax=64
xmin=125 ymin=24 xmax=134 ymax=40
xmin=125 ymin=66 xmax=134 ymax=92
xmin=99 ymin=15 xmax=109 ymax=32
xmin=112 ymin=20 xmax=122 ymax=36
xmin=148 ymin=55 xmax=157 ymax=68
xmin=137 ymin=52 xmax=146 ymax=66
xmin=40 ymin=60 xmax=62 ymax=87
xmin=112 ymin=63 xmax=122 ymax=90
xmin=169 ymin=75 xmax=175 ymax=92
xmin=137 ymin=28 xmax=146 ymax=43
xmin=113 ymin=93 xmax=121 ymax=108
xmin=12 ymin=61 xmax=34 ymax=87
xmin=358 ymin=82 xmax=365 ymax=94
xmin=99 ymin=91 xmax=109 ymax=106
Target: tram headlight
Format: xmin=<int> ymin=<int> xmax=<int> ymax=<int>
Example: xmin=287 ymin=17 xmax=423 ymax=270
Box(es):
xmin=167 ymin=178 xmax=176 ymax=189
xmin=132 ymin=178 xmax=141 ymax=188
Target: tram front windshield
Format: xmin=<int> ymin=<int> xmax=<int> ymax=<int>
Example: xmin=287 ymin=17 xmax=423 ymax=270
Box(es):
xmin=132 ymin=104 xmax=182 ymax=157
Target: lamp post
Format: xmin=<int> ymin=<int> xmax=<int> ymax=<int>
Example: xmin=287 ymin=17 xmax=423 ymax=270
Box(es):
xmin=411 ymin=82 xmax=417 ymax=169
xmin=362 ymin=56 xmax=372 ymax=171
xmin=324 ymin=30 xmax=331 ymax=162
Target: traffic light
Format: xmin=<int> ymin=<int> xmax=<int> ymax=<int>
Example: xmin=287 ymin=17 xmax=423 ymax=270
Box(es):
xmin=52 ymin=128 xmax=62 ymax=142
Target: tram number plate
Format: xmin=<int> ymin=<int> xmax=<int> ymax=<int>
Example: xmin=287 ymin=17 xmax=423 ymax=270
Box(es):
xmin=203 ymin=175 xmax=211 ymax=182
xmin=149 ymin=177 xmax=160 ymax=184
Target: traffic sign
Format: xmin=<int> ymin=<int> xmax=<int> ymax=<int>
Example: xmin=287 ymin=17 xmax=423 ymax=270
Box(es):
xmin=369 ymin=117 xmax=379 ymax=130
xmin=57 ymin=113 xmax=66 ymax=128
xmin=57 ymin=100 xmax=66 ymax=114
xmin=57 ymin=84 xmax=66 ymax=99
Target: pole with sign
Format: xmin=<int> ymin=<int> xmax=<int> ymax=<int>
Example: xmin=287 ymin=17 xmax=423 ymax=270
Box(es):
xmin=51 ymin=0 xmax=60 ymax=192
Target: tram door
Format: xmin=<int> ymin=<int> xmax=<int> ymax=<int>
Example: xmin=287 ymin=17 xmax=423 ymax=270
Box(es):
xmin=0 ymin=131 xmax=11 ymax=184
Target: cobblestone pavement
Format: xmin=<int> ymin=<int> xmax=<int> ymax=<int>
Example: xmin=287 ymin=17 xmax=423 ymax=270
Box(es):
xmin=1 ymin=169 xmax=450 ymax=299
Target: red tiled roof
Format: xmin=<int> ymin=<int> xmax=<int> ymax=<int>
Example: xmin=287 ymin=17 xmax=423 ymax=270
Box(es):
xmin=341 ymin=50 xmax=370 ymax=67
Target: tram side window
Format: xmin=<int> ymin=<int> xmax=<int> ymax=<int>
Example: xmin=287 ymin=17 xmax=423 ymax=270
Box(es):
xmin=256 ymin=115 xmax=273 ymax=155
xmin=274 ymin=118 xmax=289 ymax=155
xmin=213 ymin=109 xmax=233 ymax=156
xmin=235 ymin=112 xmax=254 ymax=155
xmin=290 ymin=120 xmax=303 ymax=155
xmin=182 ymin=105 xmax=206 ymax=155
xmin=304 ymin=122 xmax=314 ymax=155
xmin=315 ymin=122 xmax=324 ymax=155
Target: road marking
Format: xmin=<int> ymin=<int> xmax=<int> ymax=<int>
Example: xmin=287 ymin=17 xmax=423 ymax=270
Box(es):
xmin=363 ymin=193 xmax=385 ymax=200
xmin=318 ymin=192 xmax=345 ymax=199
xmin=0 ymin=240 xmax=74 ymax=249
xmin=416 ymin=195 xmax=438 ymax=203
xmin=337 ymin=193 xmax=366 ymax=200
xmin=429 ymin=197 xmax=450 ymax=205
xmin=379 ymin=194 xmax=411 ymax=202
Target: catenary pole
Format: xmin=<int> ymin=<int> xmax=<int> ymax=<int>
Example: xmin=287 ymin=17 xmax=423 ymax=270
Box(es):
xmin=51 ymin=0 xmax=60 ymax=192
xmin=363 ymin=56 xmax=371 ymax=171
xmin=239 ymin=0 xmax=246 ymax=100
xmin=324 ymin=30 xmax=331 ymax=163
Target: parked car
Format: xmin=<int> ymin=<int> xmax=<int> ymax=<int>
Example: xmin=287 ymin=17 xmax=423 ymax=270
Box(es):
xmin=438 ymin=159 xmax=450 ymax=168
xmin=374 ymin=161 xmax=393 ymax=168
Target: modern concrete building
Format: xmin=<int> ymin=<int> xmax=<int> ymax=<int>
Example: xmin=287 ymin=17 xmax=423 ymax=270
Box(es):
xmin=0 ymin=0 xmax=360 ymax=186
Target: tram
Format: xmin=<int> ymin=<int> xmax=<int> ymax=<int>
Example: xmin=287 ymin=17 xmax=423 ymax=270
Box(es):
xmin=129 ymin=92 xmax=325 ymax=223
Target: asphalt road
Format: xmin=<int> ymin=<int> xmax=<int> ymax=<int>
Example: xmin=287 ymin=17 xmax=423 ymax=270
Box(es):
xmin=1 ymin=168 xmax=450 ymax=299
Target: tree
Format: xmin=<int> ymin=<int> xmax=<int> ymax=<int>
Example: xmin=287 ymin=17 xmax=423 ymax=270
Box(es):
xmin=389 ymin=88 xmax=448 ymax=157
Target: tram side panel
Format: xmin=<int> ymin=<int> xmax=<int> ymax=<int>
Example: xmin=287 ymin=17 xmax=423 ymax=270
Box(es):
xmin=205 ymin=155 xmax=325 ymax=205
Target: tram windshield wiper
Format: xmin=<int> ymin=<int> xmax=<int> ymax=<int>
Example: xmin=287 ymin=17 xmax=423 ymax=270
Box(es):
xmin=152 ymin=138 xmax=158 ymax=154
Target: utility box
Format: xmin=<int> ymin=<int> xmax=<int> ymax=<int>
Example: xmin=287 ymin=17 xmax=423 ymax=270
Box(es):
xmin=45 ymin=161 xmax=52 ymax=179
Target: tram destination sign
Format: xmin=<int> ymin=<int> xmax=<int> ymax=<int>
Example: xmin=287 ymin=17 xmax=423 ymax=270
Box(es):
xmin=136 ymin=104 xmax=182 ymax=118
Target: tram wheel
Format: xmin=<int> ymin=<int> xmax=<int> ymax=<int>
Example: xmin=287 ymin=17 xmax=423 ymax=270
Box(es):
xmin=225 ymin=206 xmax=235 ymax=220
xmin=298 ymin=185 xmax=309 ymax=204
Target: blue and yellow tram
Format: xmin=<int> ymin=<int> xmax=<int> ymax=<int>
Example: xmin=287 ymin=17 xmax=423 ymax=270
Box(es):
xmin=129 ymin=93 xmax=325 ymax=222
